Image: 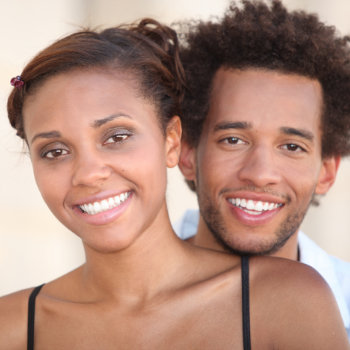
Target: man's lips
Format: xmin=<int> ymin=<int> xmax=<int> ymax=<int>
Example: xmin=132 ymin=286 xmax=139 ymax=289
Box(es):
xmin=228 ymin=197 xmax=283 ymax=215
xmin=225 ymin=194 xmax=285 ymax=226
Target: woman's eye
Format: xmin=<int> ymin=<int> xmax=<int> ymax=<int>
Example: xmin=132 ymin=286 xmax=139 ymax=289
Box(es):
xmin=282 ymin=143 xmax=306 ymax=152
xmin=42 ymin=149 xmax=69 ymax=159
xmin=104 ymin=133 xmax=130 ymax=144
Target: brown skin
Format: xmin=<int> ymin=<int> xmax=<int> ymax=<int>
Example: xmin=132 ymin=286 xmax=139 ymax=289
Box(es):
xmin=0 ymin=70 xmax=348 ymax=349
xmin=180 ymin=68 xmax=340 ymax=259
xmin=0 ymin=257 xmax=348 ymax=349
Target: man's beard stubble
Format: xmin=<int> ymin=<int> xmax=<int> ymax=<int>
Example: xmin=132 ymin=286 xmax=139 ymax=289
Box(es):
xmin=198 ymin=193 xmax=311 ymax=256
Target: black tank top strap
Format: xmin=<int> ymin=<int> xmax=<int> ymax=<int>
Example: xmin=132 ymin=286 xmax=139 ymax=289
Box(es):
xmin=27 ymin=284 xmax=45 ymax=350
xmin=241 ymin=255 xmax=251 ymax=350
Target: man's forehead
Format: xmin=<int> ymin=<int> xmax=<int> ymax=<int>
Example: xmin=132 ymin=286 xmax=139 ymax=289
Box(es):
xmin=209 ymin=67 xmax=322 ymax=99
xmin=204 ymin=67 xmax=323 ymax=131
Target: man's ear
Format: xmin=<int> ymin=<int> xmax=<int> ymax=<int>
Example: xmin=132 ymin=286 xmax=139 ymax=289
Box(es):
xmin=165 ymin=116 xmax=182 ymax=168
xmin=178 ymin=140 xmax=196 ymax=182
xmin=315 ymin=156 xmax=341 ymax=195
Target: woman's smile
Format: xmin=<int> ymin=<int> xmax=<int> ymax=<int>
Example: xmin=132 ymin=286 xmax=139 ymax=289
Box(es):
xmin=72 ymin=191 xmax=133 ymax=226
xmin=78 ymin=191 xmax=132 ymax=216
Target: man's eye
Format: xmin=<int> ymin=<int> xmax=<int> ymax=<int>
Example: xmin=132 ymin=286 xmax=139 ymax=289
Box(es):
xmin=104 ymin=134 xmax=129 ymax=144
xmin=42 ymin=149 xmax=68 ymax=159
xmin=282 ymin=143 xmax=305 ymax=152
xmin=221 ymin=137 xmax=244 ymax=145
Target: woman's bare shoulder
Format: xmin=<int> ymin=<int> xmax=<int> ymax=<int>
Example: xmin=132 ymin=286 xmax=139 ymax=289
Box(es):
xmin=249 ymin=255 xmax=336 ymax=298
xmin=249 ymin=256 xmax=349 ymax=349
xmin=250 ymin=255 xmax=321 ymax=282
xmin=0 ymin=287 xmax=35 ymax=349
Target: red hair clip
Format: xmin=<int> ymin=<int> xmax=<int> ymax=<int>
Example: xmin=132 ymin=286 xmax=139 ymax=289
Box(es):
xmin=10 ymin=76 xmax=24 ymax=88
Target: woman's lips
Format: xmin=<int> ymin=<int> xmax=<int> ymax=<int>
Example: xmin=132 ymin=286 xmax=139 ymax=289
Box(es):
xmin=78 ymin=191 xmax=132 ymax=215
xmin=72 ymin=191 xmax=133 ymax=226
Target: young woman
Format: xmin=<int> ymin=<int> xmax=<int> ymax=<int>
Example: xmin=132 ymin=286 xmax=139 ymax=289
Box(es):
xmin=1 ymin=19 xmax=349 ymax=349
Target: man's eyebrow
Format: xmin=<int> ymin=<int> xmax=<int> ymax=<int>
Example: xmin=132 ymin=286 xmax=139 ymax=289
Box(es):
xmin=213 ymin=121 xmax=251 ymax=132
xmin=30 ymin=131 xmax=61 ymax=145
xmin=280 ymin=127 xmax=314 ymax=141
xmin=92 ymin=113 xmax=132 ymax=128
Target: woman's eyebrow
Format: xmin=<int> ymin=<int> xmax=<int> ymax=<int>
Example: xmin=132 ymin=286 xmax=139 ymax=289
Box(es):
xmin=30 ymin=114 xmax=133 ymax=144
xmin=30 ymin=131 xmax=61 ymax=145
xmin=92 ymin=113 xmax=132 ymax=128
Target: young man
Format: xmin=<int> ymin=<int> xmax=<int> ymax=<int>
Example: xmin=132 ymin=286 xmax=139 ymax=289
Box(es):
xmin=176 ymin=0 xmax=350 ymax=338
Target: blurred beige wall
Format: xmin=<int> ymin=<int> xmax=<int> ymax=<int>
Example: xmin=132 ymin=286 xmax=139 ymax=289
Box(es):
xmin=1 ymin=0 xmax=349 ymax=296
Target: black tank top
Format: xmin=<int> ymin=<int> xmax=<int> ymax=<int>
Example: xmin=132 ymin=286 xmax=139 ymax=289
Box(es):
xmin=27 ymin=256 xmax=251 ymax=350
xmin=27 ymin=283 xmax=44 ymax=350
xmin=241 ymin=255 xmax=251 ymax=350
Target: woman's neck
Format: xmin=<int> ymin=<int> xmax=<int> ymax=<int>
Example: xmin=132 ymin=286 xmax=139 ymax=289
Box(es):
xmin=80 ymin=208 xmax=189 ymax=303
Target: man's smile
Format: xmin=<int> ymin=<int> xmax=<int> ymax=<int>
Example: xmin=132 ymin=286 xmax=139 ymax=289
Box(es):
xmin=227 ymin=198 xmax=283 ymax=215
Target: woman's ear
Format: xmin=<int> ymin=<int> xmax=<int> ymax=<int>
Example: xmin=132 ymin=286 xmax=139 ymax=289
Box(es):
xmin=165 ymin=116 xmax=182 ymax=168
xmin=315 ymin=156 xmax=341 ymax=195
xmin=178 ymin=139 xmax=196 ymax=182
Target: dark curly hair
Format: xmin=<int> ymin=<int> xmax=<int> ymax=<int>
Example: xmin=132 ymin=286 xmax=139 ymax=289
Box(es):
xmin=8 ymin=18 xmax=185 ymax=141
xmin=180 ymin=0 xmax=350 ymax=159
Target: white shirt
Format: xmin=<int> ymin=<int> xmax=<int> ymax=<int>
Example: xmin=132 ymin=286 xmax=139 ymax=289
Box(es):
xmin=173 ymin=209 xmax=350 ymax=338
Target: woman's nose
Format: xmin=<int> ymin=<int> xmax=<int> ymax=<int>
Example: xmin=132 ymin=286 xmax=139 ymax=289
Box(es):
xmin=71 ymin=153 xmax=112 ymax=187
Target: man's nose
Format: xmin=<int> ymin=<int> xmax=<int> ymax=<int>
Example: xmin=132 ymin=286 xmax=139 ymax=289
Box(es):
xmin=237 ymin=145 xmax=282 ymax=188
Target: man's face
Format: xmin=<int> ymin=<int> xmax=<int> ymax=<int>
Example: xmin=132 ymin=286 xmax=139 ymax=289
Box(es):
xmin=180 ymin=68 xmax=339 ymax=256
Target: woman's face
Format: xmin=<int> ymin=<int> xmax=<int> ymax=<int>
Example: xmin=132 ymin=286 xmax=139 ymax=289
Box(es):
xmin=23 ymin=70 xmax=181 ymax=253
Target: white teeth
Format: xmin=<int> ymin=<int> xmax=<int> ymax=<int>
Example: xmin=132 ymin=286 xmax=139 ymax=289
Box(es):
xmin=101 ymin=200 xmax=109 ymax=211
xmin=228 ymin=197 xmax=282 ymax=214
xmin=93 ymin=202 xmax=102 ymax=213
xmin=247 ymin=200 xmax=254 ymax=210
xmin=244 ymin=209 xmax=264 ymax=216
xmin=88 ymin=203 xmax=95 ymax=214
xmin=256 ymin=201 xmax=263 ymax=211
xmin=79 ymin=192 xmax=130 ymax=215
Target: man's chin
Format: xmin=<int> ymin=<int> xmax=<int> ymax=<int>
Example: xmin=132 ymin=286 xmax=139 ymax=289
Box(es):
xmin=212 ymin=232 xmax=292 ymax=256
xmin=221 ymin=242 xmax=281 ymax=256
xmin=202 ymin=206 xmax=303 ymax=257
